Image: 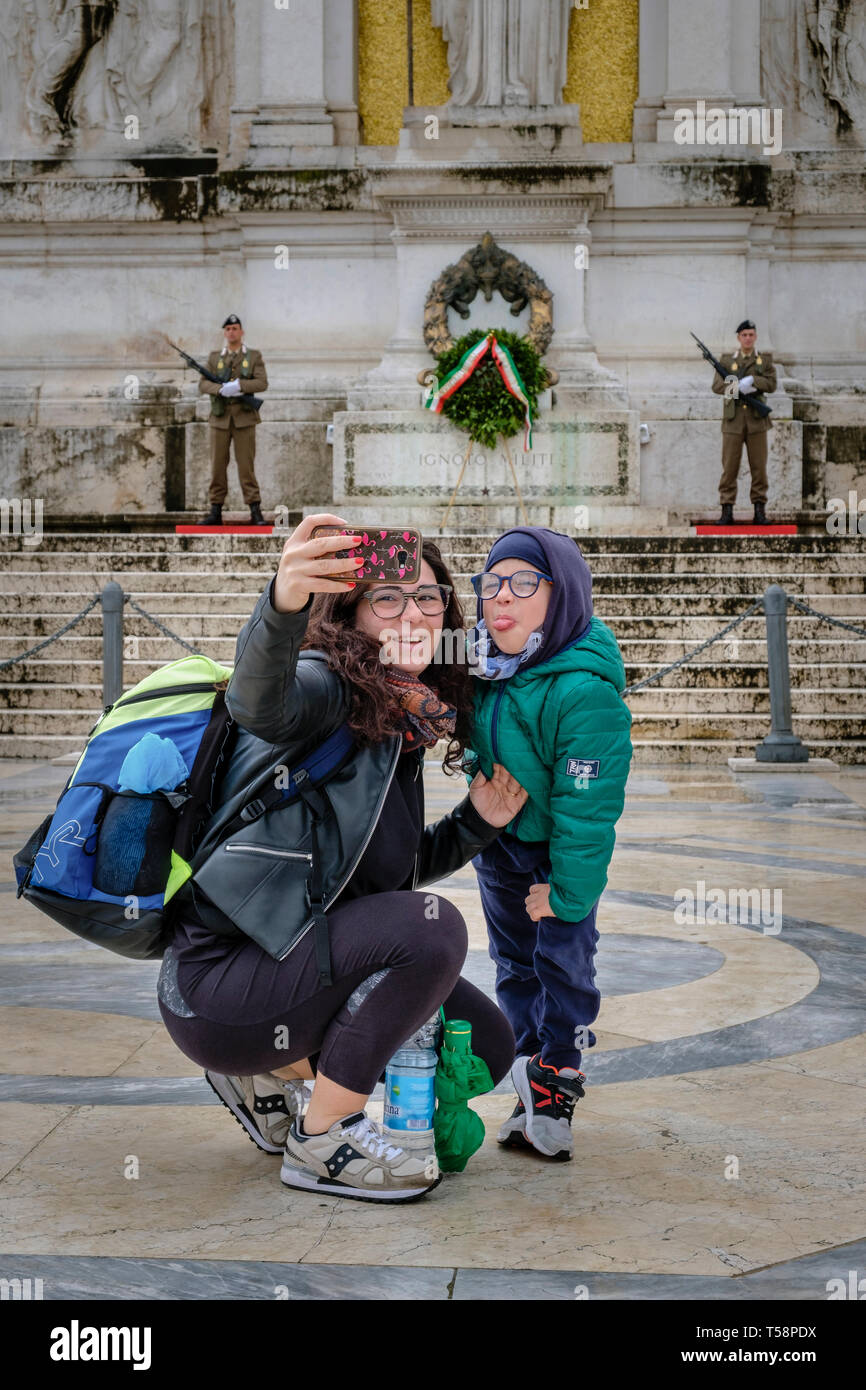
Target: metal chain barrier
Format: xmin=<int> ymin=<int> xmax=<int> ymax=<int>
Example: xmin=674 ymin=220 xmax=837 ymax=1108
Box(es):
xmin=121 ymin=593 xmax=200 ymax=655
xmin=0 ymin=594 xmax=103 ymax=673
xmin=0 ymin=589 xmax=201 ymax=675
xmin=622 ymin=600 xmax=764 ymax=695
xmin=0 ymin=586 xmax=861 ymax=700
xmin=784 ymin=595 xmax=866 ymax=641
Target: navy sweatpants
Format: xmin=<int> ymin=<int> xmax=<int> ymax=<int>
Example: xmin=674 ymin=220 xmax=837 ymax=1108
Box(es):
xmin=471 ymin=830 xmax=599 ymax=1071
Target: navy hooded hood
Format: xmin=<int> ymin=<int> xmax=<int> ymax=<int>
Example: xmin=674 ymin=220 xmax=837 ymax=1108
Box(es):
xmin=476 ymin=527 xmax=594 ymax=672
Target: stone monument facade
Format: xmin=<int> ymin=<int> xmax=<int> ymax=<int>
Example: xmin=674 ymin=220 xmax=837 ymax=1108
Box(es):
xmin=0 ymin=0 xmax=862 ymax=528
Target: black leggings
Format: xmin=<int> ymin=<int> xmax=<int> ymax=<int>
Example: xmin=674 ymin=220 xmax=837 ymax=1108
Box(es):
xmin=160 ymin=890 xmax=516 ymax=1096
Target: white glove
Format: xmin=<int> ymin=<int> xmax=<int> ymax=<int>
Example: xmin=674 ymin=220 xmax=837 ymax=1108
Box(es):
xmin=218 ymin=378 xmax=242 ymax=397
xmin=739 ymin=375 xmax=756 ymax=394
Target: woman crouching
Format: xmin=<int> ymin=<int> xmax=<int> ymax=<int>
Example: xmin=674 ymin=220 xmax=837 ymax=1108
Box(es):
xmin=157 ymin=513 xmax=525 ymax=1202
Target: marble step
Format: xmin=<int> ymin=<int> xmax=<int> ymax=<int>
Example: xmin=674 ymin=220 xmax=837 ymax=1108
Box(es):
xmin=624 ymin=688 xmax=865 ymax=714
xmin=1 ymin=589 xmax=865 ymax=618
xmin=6 ymin=530 xmax=865 ymax=557
xmin=8 ymin=706 xmax=861 ymax=740
xmin=2 ymin=575 xmax=865 ymax=605
xmin=1 ymin=636 xmax=864 ymax=670
xmin=628 ymin=713 xmax=860 ymax=741
xmin=5 ymin=733 xmax=865 ymax=765
xmin=1 ymin=574 xmax=863 ymax=607
xmin=6 ymin=526 xmax=857 ymax=542
xmin=4 ymin=547 xmax=866 ymax=574
xmin=1 ymin=657 xmax=862 ymax=689
xmin=628 ymin=739 xmax=866 ymax=765
xmin=1 ymin=683 xmax=860 ymax=717
xmin=1 ymin=611 xmax=863 ymax=646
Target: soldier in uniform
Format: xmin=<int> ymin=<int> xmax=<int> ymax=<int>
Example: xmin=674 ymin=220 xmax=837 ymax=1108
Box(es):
xmin=198 ymin=315 xmax=269 ymax=526
xmin=711 ymin=319 xmax=777 ymax=525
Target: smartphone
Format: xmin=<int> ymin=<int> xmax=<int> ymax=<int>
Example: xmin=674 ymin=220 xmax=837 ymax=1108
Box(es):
xmin=310 ymin=526 xmax=422 ymax=582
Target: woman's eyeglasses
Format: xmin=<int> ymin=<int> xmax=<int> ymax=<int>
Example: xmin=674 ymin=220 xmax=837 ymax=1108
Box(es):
xmin=363 ymin=584 xmax=452 ymax=618
xmin=470 ymin=570 xmax=553 ymax=599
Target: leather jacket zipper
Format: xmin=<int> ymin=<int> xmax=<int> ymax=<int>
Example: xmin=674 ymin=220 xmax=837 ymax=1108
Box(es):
xmin=275 ymin=735 xmax=403 ymax=961
xmin=224 ymin=844 xmax=312 ymax=861
xmin=410 ymin=748 xmax=423 ymax=889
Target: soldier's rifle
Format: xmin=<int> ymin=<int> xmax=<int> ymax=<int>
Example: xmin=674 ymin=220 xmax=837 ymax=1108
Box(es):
xmin=690 ymin=331 xmax=772 ymax=420
xmin=164 ymin=336 xmax=264 ymax=413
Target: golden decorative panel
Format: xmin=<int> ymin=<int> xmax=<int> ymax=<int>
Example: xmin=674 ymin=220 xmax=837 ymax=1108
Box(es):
xmin=563 ymin=0 xmax=638 ymax=144
xmin=359 ymin=0 xmax=638 ymax=146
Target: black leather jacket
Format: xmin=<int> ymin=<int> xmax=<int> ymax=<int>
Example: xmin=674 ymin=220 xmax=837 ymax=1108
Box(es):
xmin=184 ymin=575 xmax=502 ymax=961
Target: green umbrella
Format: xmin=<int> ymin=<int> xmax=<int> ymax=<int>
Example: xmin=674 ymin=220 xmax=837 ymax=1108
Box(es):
xmin=433 ymin=1012 xmax=494 ymax=1173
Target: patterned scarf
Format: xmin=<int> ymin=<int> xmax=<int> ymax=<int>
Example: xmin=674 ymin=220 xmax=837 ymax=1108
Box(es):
xmin=383 ymin=668 xmax=458 ymax=750
xmin=468 ymin=619 xmax=545 ymax=680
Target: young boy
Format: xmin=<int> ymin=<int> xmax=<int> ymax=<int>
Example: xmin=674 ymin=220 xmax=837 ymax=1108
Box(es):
xmin=466 ymin=528 xmax=632 ymax=1160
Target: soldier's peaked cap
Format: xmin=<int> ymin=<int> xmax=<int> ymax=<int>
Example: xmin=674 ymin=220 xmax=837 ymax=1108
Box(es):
xmin=222 ymin=314 xmax=242 ymax=327
xmin=736 ymin=319 xmax=756 ymax=333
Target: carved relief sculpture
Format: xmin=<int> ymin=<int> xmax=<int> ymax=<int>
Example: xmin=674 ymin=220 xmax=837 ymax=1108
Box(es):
xmin=762 ymin=0 xmax=866 ymax=142
xmin=1 ymin=0 xmax=231 ymax=152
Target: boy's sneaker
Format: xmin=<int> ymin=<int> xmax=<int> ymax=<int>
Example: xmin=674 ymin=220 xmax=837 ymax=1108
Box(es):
xmin=205 ymin=1070 xmax=310 ymax=1154
xmin=511 ymin=1053 xmax=585 ymax=1160
xmin=497 ymin=1098 xmax=533 ymax=1150
xmin=281 ymin=1111 xmax=441 ymax=1203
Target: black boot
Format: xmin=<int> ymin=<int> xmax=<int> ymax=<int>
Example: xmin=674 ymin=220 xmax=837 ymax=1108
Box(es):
xmin=249 ymin=501 xmax=267 ymax=526
xmin=753 ymin=502 xmax=769 ymax=525
xmin=198 ymin=503 xmax=223 ymax=526
xmin=717 ymin=503 xmax=735 ymax=525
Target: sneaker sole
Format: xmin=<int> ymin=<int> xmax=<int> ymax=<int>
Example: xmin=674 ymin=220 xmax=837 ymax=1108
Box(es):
xmin=280 ymin=1161 xmax=442 ymax=1203
xmin=205 ymin=1071 xmax=283 ymax=1155
xmin=499 ymin=1129 xmax=533 ymax=1149
xmin=511 ymin=1058 xmax=573 ymax=1161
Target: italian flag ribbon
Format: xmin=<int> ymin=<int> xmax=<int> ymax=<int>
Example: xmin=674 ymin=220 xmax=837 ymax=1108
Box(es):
xmin=424 ymin=331 xmax=533 ymax=450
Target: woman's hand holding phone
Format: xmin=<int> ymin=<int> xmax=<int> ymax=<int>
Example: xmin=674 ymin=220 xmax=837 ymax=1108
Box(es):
xmin=273 ymin=513 xmax=364 ymax=614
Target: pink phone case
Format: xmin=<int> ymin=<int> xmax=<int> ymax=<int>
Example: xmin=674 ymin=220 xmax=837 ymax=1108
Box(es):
xmin=311 ymin=527 xmax=422 ymax=582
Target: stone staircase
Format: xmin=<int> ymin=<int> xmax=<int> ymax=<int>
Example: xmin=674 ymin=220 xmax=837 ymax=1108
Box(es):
xmin=0 ymin=533 xmax=864 ymax=763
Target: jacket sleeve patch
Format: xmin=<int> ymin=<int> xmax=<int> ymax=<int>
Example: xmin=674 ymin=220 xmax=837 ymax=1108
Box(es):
xmin=565 ymin=757 xmax=600 ymax=779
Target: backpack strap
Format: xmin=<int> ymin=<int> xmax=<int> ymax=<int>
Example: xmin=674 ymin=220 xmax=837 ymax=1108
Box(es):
xmin=182 ymin=721 xmax=355 ymax=974
xmin=215 ymin=721 xmax=354 ymax=843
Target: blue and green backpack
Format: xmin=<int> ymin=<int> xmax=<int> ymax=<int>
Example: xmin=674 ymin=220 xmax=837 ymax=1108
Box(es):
xmin=12 ymin=654 xmax=353 ymax=961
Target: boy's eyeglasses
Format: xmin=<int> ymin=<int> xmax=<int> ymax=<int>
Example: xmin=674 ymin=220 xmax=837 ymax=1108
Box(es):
xmin=470 ymin=569 xmax=553 ymax=599
xmin=363 ymin=585 xmax=452 ymax=618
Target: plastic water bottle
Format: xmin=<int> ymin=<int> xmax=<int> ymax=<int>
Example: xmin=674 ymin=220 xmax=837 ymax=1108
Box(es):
xmin=383 ymin=1013 xmax=440 ymax=1151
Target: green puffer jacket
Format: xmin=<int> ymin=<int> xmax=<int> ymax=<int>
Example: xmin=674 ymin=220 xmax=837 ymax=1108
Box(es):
xmin=465 ymin=617 xmax=633 ymax=922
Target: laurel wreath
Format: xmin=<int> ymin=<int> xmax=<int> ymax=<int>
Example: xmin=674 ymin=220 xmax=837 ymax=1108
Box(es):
xmin=429 ymin=327 xmax=549 ymax=450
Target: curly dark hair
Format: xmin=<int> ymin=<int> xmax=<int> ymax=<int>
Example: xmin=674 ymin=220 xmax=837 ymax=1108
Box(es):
xmin=301 ymin=538 xmax=475 ymax=776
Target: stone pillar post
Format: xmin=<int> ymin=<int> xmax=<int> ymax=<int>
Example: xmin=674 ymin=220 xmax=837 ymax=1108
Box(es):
xmin=247 ymin=0 xmax=336 ymax=163
xmin=634 ymin=0 xmax=764 ymax=144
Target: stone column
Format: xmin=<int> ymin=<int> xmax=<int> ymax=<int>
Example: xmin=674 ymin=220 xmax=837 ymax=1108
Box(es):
xmin=634 ymin=0 xmax=764 ymax=144
xmin=247 ymin=0 xmax=336 ymax=164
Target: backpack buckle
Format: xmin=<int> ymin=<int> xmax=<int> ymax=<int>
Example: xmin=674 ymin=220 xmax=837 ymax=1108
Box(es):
xmin=239 ymin=797 xmax=267 ymax=823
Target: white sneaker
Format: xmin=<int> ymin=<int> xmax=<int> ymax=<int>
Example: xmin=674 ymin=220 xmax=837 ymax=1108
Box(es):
xmin=281 ymin=1111 xmax=441 ymax=1202
xmin=206 ymin=1070 xmax=311 ymax=1154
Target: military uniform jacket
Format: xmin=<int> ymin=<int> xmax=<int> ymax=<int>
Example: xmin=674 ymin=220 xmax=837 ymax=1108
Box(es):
xmin=199 ymin=346 xmax=268 ymax=429
xmin=711 ymin=349 xmax=776 ymax=434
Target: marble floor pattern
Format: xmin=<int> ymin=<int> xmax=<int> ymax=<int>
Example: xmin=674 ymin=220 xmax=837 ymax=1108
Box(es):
xmin=0 ymin=757 xmax=864 ymax=1300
